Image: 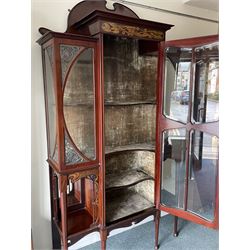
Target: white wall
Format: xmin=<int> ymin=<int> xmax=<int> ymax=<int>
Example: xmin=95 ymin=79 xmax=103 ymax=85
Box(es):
xmin=31 ymin=1 xmax=218 ymax=249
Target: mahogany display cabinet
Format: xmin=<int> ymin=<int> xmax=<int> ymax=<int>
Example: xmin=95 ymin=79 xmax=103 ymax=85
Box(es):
xmin=37 ymin=1 xmax=219 ymax=249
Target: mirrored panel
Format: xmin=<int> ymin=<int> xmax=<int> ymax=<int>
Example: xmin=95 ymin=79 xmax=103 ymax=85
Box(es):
xmin=163 ymin=47 xmax=192 ymax=123
xmin=187 ymin=130 xmax=218 ymax=221
xmin=192 ymin=43 xmax=219 ymax=123
xmin=63 ymin=48 xmax=96 ymax=162
xmin=44 ymin=46 xmax=57 ymax=161
xmin=161 ymin=128 xmax=187 ymax=209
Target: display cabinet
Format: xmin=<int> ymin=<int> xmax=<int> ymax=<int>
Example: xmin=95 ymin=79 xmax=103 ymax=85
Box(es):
xmin=37 ymin=1 xmax=218 ymax=249
xmin=37 ymin=1 xmax=172 ymax=249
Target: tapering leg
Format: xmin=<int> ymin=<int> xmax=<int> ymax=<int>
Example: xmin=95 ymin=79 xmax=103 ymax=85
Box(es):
xmin=59 ymin=175 xmax=68 ymax=249
xmin=154 ymin=210 xmax=160 ymax=250
xmin=173 ymin=216 xmax=178 ymax=237
xmin=49 ymin=168 xmax=61 ymax=249
xmin=100 ymin=228 xmax=107 ymax=250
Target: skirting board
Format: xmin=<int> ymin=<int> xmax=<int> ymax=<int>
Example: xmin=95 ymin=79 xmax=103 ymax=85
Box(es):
xmin=69 ymin=211 xmax=168 ymax=250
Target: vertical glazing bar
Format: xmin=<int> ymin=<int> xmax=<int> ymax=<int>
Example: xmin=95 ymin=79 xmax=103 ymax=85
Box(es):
xmin=155 ymin=41 xmax=165 ymax=208
xmin=184 ymin=48 xmax=195 ymax=211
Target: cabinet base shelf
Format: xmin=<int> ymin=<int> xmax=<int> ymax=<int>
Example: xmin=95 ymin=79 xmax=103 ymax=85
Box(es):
xmin=58 ymin=208 xmax=94 ymax=236
xmin=106 ymin=189 xmax=153 ymax=223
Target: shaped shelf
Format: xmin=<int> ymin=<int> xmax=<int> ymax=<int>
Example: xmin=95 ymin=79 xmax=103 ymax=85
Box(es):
xmin=106 ymin=169 xmax=154 ymax=190
xmin=104 ymin=100 xmax=156 ymax=106
xmin=105 ymin=143 xmax=155 ymax=155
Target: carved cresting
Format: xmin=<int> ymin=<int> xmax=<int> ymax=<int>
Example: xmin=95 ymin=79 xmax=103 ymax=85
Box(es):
xmin=68 ymin=169 xmax=99 ymax=224
xmin=101 ymin=22 xmax=164 ymax=40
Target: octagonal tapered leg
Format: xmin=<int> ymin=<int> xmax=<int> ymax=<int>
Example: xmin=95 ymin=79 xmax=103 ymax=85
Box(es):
xmin=154 ymin=210 xmax=160 ymax=250
xmin=173 ymin=216 xmax=179 ymax=237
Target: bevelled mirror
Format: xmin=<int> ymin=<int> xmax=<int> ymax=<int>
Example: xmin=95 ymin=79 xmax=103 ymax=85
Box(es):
xmin=187 ymin=130 xmax=219 ymax=221
xmin=192 ymin=43 xmax=219 ymax=123
xmin=161 ymin=128 xmax=187 ymax=209
xmin=163 ymin=47 xmax=192 ymax=123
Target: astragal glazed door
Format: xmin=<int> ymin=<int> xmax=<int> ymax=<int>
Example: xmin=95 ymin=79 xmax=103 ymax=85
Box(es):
xmin=155 ymin=35 xmax=219 ymax=229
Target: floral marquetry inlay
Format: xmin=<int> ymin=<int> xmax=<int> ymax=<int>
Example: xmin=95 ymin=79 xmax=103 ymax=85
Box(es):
xmin=101 ymin=22 xmax=164 ymax=40
xmin=60 ymin=45 xmax=83 ymax=85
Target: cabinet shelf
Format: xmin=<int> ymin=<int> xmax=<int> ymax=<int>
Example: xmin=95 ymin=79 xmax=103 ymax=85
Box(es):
xmin=104 ymin=101 xmax=156 ymax=106
xmin=63 ymin=103 xmax=94 ymax=107
xmin=106 ymin=169 xmax=154 ymax=190
xmin=106 ymin=189 xmax=154 ymax=223
xmin=58 ymin=208 xmax=94 ymax=236
xmin=105 ymin=143 xmax=155 ymax=155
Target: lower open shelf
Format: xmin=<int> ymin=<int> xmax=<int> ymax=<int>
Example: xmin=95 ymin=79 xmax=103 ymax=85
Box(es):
xmin=59 ymin=208 xmax=93 ymax=236
xmin=106 ymin=189 xmax=154 ymax=223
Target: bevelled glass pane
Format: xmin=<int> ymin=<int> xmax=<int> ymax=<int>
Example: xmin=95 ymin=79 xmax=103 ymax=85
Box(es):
xmin=60 ymin=45 xmax=82 ymax=86
xmin=163 ymin=47 xmax=192 ymax=123
xmin=63 ymin=48 xmax=96 ymax=162
xmin=187 ymin=130 xmax=218 ymax=221
xmin=192 ymin=43 xmax=219 ymax=123
xmin=44 ymin=46 xmax=57 ymax=160
xmin=161 ymin=128 xmax=187 ymax=209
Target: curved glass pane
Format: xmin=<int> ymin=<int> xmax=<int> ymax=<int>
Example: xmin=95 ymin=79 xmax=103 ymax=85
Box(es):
xmin=44 ymin=46 xmax=57 ymax=161
xmin=63 ymin=48 xmax=96 ymax=162
xmin=161 ymin=128 xmax=187 ymax=209
xmin=163 ymin=47 xmax=192 ymax=123
xmin=187 ymin=131 xmax=218 ymax=221
xmin=192 ymin=43 xmax=219 ymax=123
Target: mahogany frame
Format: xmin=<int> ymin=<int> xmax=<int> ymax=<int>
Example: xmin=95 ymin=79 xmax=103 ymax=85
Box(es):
xmin=155 ymin=35 xmax=219 ymax=232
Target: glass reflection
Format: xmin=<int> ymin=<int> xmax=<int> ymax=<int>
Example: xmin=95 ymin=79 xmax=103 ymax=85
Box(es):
xmin=63 ymin=48 xmax=96 ymax=162
xmin=44 ymin=46 xmax=57 ymax=161
xmin=193 ymin=43 xmax=219 ymax=123
xmin=187 ymin=130 xmax=218 ymax=221
xmin=163 ymin=47 xmax=192 ymax=123
xmin=161 ymin=128 xmax=186 ymax=209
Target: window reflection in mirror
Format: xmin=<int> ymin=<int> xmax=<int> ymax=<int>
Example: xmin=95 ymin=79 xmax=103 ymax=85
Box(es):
xmin=161 ymin=128 xmax=186 ymax=209
xmin=193 ymin=43 xmax=219 ymax=123
xmin=188 ymin=130 xmax=218 ymax=221
xmin=163 ymin=47 xmax=192 ymax=123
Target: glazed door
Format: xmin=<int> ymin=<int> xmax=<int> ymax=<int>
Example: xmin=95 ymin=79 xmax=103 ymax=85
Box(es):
xmin=155 ymin=35 xmax=219 ymax=229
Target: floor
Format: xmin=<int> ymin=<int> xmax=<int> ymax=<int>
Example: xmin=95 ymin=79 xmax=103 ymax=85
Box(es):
xmin=80 ymin=214 xmax=219 ymax=250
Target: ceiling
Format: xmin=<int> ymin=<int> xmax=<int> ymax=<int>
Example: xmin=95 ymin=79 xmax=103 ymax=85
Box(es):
xmin=183 ymin=0 xmax=219 ymax=12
